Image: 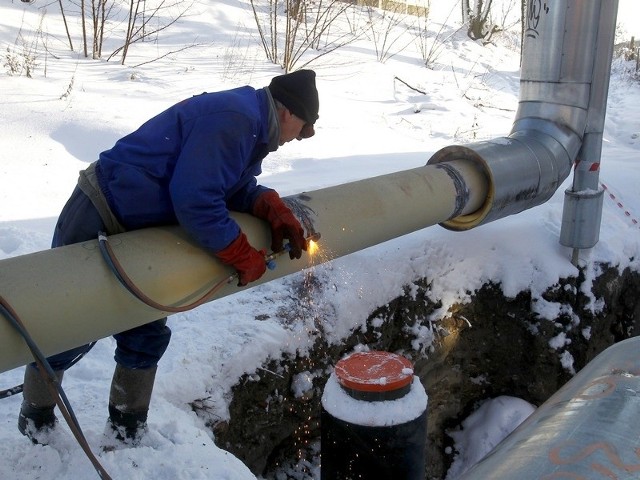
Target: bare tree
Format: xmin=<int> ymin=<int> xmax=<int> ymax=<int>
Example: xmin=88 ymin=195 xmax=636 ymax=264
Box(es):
xmin=250 ymin=0 xmax=362 ymax=72
xmin=461 ymin=0 xmax=500 ymax=43
xmin=250 ymin=0 xmax=278 ymax=64
xmin=106 ymin=0 xmax=194 ymax=65
xmin=487 ymin=0 xmax=520 ymax=31
xmin=4 ymin=12 xmax=44 ymax=77
xmin=414 ymin=0 xmax=461 ymax=68
xmin=90 ymin=0 xmax=111 ymax=59
xmin=57 ymin=0 xmax=74 ymax=51
xmin=81 ymin=0 xmax=88 ymax=57
xmin=365 ymin=1 xmax=415 ymax=63
xmin=282 ymin=0 xmax=304 ymax=70
xmin=119 ymin=0 xmax=141 ymax=64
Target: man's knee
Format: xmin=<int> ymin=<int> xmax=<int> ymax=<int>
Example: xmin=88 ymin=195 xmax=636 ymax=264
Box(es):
xmin=113 ymin=319 xmax=172 ymax=369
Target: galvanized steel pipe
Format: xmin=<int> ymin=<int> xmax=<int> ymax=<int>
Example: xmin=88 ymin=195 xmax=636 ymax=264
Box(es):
xmin=428 ymin=0 xmax=618 ymax=232
xmin=559 ymin=1 xmax=618 ymax=258
xmin=458 ymin=336 xmax=640 ymax=479
xmin=0 ymin=160 xmax=488 ymax=373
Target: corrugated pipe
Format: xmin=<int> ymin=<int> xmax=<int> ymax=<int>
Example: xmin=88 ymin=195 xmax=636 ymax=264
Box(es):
xmin=427 ymin=0 xmax=618 ymax=236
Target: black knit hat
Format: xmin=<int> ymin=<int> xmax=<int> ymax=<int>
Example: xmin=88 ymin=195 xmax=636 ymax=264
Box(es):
xmin=268 ymin=70 xmax=319 ymax=137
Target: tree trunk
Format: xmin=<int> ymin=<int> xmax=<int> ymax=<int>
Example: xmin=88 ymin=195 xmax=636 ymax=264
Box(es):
xmin=121 ymin=0 xmax=138 ymax=65
xmin=81 ymin=0 xmax=88 ymax=57
xmin=57 ymin=0 xmax=75 ymax=51
xmin=461 ymin=0 xmax=470 ymax=24
xmin=465 ymin=0 xmax=498 ymax=43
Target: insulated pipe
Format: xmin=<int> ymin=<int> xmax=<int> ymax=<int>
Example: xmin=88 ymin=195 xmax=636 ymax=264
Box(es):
xmin=427 ymin=0 xmax=618 ymax=232
xmin=321 ymin=352 xmax=427 ymax=479
xmin=458 ymin=336 xmax=640 ymax=479
xmin=0 ymin=160 xmax=488 ymax=373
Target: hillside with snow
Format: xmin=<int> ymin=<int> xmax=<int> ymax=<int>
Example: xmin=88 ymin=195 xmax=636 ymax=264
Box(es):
xmin=1 ymin=1 xmax=639 ymax=479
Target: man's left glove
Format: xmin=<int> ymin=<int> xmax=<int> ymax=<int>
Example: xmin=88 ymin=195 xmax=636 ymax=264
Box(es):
xmin=215 ymin=232 xmax=267 ymax=286
xmin=253 ymin=190 xmax=307 ymax=259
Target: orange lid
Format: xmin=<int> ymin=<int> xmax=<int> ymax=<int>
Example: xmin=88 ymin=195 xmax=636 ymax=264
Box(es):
xmin=335 ymin=351 xmax=414 ymax=393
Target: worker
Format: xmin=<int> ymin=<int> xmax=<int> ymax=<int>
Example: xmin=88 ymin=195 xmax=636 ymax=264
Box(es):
xmin=18 ymin=69 xmax=320 ymax=446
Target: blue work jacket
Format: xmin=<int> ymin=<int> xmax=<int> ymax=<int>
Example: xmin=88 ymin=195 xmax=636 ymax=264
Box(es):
xmin=95 ymin=86 xmax=278 ymax=253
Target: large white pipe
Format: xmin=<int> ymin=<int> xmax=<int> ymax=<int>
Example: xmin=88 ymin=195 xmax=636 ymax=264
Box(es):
xmin=0 ymin=161 xmax=487 ymax=373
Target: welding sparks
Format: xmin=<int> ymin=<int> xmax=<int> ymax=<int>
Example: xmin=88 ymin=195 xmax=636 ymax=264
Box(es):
xmin=307 ymin=239 xmax=319 ymax=256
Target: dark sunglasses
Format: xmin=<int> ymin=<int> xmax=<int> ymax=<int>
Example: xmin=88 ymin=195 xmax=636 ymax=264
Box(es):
xmin=299 ymin=123 xmax=315 ymax=139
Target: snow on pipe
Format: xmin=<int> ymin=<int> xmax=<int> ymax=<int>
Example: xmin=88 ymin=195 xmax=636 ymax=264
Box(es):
xmin=0 ymin=160 xmax=488 ymax=373
xmin=457 ymin=336 xmax=640 ymax=479
xmin=427 ymin=0 xmax=619 ymax=235
xmin=321 ymin=351 xmax=428 ymax=479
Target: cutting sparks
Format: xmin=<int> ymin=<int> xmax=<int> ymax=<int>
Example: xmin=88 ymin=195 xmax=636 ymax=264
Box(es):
xmin=308 ymin=239 xmax=319 ymax=256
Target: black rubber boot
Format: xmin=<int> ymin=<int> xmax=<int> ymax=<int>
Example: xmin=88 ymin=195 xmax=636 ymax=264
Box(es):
xmin=18 ymin=365 xmax=64 ymax=444
xmin=107 ymin=364 xmax=157 ymax=446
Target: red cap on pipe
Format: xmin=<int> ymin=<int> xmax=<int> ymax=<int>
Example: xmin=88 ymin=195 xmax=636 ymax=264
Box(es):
xmin=335 ymin=351 xmax=414 ymax=393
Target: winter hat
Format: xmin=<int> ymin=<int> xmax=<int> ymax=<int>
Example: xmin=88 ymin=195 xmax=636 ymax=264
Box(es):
xmin=268 ymin=70 xmax=319 ymax=138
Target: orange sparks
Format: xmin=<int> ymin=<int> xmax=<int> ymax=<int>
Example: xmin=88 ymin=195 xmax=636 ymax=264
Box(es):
xmin=307 ymin=239 xmax=319 ymax=256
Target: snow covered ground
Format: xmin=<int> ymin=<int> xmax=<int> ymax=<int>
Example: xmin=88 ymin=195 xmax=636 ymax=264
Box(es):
xmin=1 ymin=0 xmax=639 ymax=478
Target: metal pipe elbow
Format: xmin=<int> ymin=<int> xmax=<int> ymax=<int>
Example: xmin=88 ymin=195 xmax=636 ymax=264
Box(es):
xmin=427 ymin=124 xmax=576 ymax=231
xmin=426 ymin=0 xmax=613 ymax=231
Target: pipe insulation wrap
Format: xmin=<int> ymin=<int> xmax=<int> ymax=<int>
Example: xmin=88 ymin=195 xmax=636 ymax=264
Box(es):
xmin=428 ymin=132 xmax=568 ymax=230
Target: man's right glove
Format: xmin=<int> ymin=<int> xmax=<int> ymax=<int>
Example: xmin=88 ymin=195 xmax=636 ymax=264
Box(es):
xmin=215 ymin=232 xmax=267 ymax=286
xmin=252 ymin=190 xmax=307 ymax=259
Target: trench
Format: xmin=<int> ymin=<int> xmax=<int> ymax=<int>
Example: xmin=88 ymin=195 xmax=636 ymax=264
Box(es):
xmin=193 ymin=264 xmax=640 ymax=480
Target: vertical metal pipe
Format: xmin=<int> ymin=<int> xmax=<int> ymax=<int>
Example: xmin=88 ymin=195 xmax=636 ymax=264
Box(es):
xmin=560 ymin=1 xmax=619 ymax=262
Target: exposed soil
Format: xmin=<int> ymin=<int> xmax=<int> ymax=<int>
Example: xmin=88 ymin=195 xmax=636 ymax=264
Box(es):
xmin=193 ymin=264 xmax=640 ymax=479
